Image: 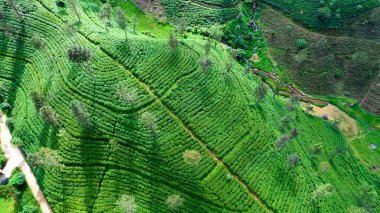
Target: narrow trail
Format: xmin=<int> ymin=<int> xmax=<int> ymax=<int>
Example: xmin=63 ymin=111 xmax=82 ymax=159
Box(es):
xmin=0 ymin=112 xmax=53 ymax=213
xmin=250 ymin=68 xmax=329 ymax=105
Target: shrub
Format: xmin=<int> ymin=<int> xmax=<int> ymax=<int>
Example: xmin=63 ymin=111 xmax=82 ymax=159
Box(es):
xmin=296 ymin=39 xmax=307 ymax=49
xmin=294 ymin=49 xmax=308 ymax=64
xmin=166 ymin=194 xmax=184 ymax=210
xmin=183 ymin=150 xmax=201 ymax=165
xmin=9 ymin=171 xmax=26 ymax=188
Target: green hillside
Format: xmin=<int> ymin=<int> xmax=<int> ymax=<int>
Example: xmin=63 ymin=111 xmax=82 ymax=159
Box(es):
xmin=0 ymin=0 xmax=379 ymax=212
xmin=261 ymin=0 xmax=380 ymax=29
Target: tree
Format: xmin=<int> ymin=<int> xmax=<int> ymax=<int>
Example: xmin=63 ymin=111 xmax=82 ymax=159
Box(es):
xmin=117 ymin=82 xmax=138 ymax=104
xmin=319 ymin=161 xmax=330 ymax=172
xmin=70 ymin=0 xmax=81 ymax=22
xmin=369 ymin=10 xmax=380 ymax=24
xmin=317 ymin=6 xmax=331 ymax=22
xmin=204 ymin=38 xmax=211 ymax=56
xmin=312 ymin=183 xmax=334 ymax=199
xmin=30 ymin=92 xmax=45 ymax=112
xmin=166 ymin=194 xmax=184 ymax=210
xmin=68 ymin=46 xmax=91 ymax=63
xmin=116 ymin=195 xmax=137 ymax=213
xmin=358 ymin=182 xmax=379 ymax=212
xmin=39 ymin=105 xmax=59 ymax=127
xmin=294 ymin=49 xmax=308 ymax=65
xmin=31 ymin=35 xmax=44 ymax=49
xmin=116 ymin=7 xmax=128 ymax=42
xmin=6 ymin=0 xmax=23 ymax=20
xmin=288 ymin=154 xmax=300 ymax=167
xmin=316 ymin=36 xmax=327 ymax=52
xmin=71 ymin=100 xmax=91 ymax=128
xmin=99 ymin=3 xmax=112 ymax=30
xmin=28 ymin=147 xmax=62 ymax=169
xmin=199 ymin=57 xmax=212 ymax=72
xmin=276 ymin=134 xmax=290 ymax=149
xmin=140 ymin=111 xmax=157 ymax=135
xmin=254 ymin=82 xmax=267 ymax=103
xmin=183 ymin=150 xmax=201 ymax=166
xmin=351 ymin=51 xmax=369 ymax=67
xmin=210 ymin=24 xmax=222 ymax=46
xmin=131 ymin=14 xmax=137 ymax=34
xmin=168 ymin=32 xmax=178 ymax=50
xmin=68 ymin=46 xmax=94 ymax=81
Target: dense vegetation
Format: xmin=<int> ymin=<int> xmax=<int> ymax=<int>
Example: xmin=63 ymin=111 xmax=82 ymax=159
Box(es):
xmin=260 ymin=6 xmax=380 ymax=98
xmin=261 ymin=0 xmax=380 ymax=29
xmin=0 ymin=0 xmax=378 ymax=212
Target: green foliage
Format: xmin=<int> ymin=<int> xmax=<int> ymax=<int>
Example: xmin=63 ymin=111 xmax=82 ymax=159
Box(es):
xmin=116 ymin=195 xmax=137 ymax=213
xmin=312 ymin=183 xmax=335 ymax=199
xmin=317 ymin=6 xmax=332 ymax=22
xmin=166 ymin=194 xmax=184 ymax=210
xmin=296 ymin=38 xmax=307 ymax=49
xmin=9 ymin=171 xmax=26 ymax=188
xmin=183 ymin=150 xmax=202 ymax=165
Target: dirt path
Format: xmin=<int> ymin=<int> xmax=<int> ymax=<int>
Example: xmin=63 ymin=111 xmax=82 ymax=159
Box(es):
xmin=0 ymin=112 xmax=53 ymax=213
xmin=250 ymin=68 xmax=329 ymax=106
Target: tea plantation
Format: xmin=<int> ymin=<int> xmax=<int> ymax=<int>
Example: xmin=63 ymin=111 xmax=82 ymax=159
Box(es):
xmin=0 ymin=0 xmax=379 ymax=212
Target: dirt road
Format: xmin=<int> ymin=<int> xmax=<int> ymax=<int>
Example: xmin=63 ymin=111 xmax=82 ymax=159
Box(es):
xmin=0 ymin=112 xmax=53 ymax=213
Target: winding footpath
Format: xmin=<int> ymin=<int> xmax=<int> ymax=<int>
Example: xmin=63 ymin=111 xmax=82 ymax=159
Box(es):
xmin=0 ymin=112 xmax=53 ymax=213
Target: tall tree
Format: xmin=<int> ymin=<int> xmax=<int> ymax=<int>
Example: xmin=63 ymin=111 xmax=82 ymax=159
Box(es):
xmin=28 ymin=147 xmax=63 ymax=170
xmin=168 ymin=32 xmax=178 ymax=50
xmin=131 ymin=14 xmax=137 ymax=34
xmin=116 ymin=7 xmax=128 ymax=42
xmin=70 ymin=0 xmax=81 ymax=23
xmin=71 ymin=100 xmax=91 ymax=129
xmin=254 ymin=82 xmax=267 ymax=103
xmin=6 ymin=0 xmax=23 ymax=20
xmin=99 ymin=3 xmax=112 ymax=31
xmin=67 ymin=46 xmax=94 ymax=81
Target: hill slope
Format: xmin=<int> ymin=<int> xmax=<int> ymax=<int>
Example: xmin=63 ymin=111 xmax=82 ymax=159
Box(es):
xmin=0 ymin=0 xmax=379 ymax=212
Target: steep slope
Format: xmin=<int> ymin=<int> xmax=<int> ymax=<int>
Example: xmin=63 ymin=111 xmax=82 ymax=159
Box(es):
xmin=260 ymin=6 xmax=380 ymax=112
xmin=0 ymin=0 xmax=378 ymax=212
